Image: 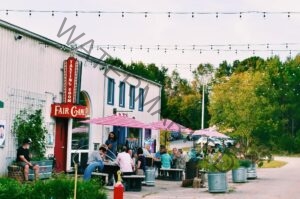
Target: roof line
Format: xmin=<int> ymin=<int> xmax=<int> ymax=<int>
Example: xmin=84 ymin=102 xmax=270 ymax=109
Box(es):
xmin=0 ymin=19 xmax=161 ymax=87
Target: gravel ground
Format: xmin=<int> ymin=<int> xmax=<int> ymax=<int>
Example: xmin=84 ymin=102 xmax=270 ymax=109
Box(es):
xmin=108 ymin=156 xmax=300 ymax=199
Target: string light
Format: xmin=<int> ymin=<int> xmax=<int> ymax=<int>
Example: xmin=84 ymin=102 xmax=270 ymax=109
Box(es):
xmin=92 ymin=43 xmax=300 ymax=55
xmin=1 ymin=9 xmax=299 ymax=18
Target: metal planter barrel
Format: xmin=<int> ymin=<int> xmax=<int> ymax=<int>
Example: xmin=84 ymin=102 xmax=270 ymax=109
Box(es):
xmin=247 ymin=163 xmax=257 ymax=179
xmin=145 ymin=167 xmax=155 ymax=186
xmin=207 ymin=172 xmax=228 ymax=193
xmin=232 ymin=167 xmax=247 ymax=183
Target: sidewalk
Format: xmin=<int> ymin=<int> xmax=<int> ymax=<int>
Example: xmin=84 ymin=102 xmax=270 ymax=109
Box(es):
xmin=107 ymin=177 xmax=237 ymax=199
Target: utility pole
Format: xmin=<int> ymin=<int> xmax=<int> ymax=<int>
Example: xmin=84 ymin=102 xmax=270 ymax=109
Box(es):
xmin=201 ymin=84 xmax=205 ymax=129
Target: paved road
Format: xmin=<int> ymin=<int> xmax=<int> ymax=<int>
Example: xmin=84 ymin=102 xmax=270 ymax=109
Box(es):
xmin=108 ymin=156 xmax=300 ymax=199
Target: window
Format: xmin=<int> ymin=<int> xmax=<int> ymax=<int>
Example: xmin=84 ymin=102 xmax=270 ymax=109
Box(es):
xmin=119 ymin=81 xmax=125 ymax=107
xmin=138 ymin=88 xmax=144 ymax=111
xmin=129 ymin=85 xmax=135 ymax=109
xmin=107 ymin=78 xmax=115 ymax=105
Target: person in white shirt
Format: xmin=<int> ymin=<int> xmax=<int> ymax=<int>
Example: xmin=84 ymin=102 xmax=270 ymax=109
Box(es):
xmin=115 ymin=146 xmax=134 ymax=175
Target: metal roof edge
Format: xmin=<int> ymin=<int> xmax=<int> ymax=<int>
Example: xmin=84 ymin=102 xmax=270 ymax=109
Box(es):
xmin=0 ymin=19 xmax=162 ymax=87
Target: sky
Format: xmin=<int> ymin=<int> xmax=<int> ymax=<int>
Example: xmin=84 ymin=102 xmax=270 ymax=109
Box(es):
xmin=1 ymin=0 xmax=300 ymax=80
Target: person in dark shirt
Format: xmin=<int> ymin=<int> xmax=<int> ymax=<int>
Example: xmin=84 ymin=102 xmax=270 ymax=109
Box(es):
xmin=136 ymin=147 xmax=146 ymax=175
xmin=16 ymin=138 xmax=39 ymax=181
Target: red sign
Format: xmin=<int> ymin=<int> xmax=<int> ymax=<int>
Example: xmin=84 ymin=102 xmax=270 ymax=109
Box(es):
xmin=51 ymin=104 xmax=88 ymax=119
xmin=63 ymin=57 xmax=79 ymax=104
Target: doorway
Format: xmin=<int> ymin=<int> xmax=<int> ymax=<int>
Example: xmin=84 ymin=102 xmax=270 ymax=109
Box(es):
xmin=54 ymin=118 xmax=68 ymax=172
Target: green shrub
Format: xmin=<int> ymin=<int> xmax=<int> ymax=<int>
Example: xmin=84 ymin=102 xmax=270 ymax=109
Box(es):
xmin=0 ymin=175 xmax=107 ymax=199
xmin=0 ymin=178 xmax=23 ymax=199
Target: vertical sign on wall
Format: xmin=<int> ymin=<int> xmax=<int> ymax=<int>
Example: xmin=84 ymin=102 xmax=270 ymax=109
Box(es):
xmin=63 ymin=57 xmax=79 ymax=104
xmin=0 ymin=120 xmax=6 ymax=146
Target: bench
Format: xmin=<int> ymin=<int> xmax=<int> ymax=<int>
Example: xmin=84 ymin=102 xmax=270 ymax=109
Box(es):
xmin=159 ymin=168 xmax=183 ymax=181
xmin=91 ymin=172 xmax=109 ymax=185
xmin=122 ymin=175 xmax=145 ymax=191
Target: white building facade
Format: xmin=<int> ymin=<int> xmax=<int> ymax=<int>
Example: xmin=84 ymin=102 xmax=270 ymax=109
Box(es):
xmin=0 ymin=19 xmax=161 ymax=175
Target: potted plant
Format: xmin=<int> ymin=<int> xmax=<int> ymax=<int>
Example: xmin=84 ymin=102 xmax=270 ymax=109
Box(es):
xmin=231 ymin=159 xmax=251 ymax=183
xmin=199 ymin=149 xmax=237 ymax=193
xmin=12 ymin=108 xmax=53 ymax=180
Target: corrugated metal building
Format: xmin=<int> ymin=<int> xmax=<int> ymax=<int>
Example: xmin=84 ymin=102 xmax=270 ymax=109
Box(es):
xmin=0 ymin=19 xmax=161 ymax=175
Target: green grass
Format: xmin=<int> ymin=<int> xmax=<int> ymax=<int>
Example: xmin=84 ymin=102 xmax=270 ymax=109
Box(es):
xmin=261 ymin=160 xmax=287 ymax=168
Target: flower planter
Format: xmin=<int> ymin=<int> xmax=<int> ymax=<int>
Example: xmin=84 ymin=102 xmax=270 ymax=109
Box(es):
xmin=232 ymin=167 xmax=247 ymax=183
xmin=207 ymin=172 xmax=228 ymax=193
xmin=29 ymin=160 xmax=53 ymax=180
xmin=247 ymin=163 xmax=257 ymax=179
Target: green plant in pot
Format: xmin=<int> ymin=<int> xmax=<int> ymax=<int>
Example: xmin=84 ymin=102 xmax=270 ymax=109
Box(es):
xmin=12 ymin=108 xmax=52 ymax=180
xmin=199 ymin=149 xmax=238 ymax=193
xmin=231 ymin=159 xmax=251 ymax=183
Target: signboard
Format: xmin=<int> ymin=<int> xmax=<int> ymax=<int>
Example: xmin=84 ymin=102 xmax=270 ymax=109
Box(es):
xmin=50 ymin=104 xmax=88 ymax=119
xmin=62 ymin=57 xmax=79 ymax=104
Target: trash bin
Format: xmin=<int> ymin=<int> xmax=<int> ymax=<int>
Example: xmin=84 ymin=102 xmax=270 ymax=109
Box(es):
xmin=145 ymin=167 xmax=155 ymax=186
xmin=185 ymin=160 xmax=199 ymax=180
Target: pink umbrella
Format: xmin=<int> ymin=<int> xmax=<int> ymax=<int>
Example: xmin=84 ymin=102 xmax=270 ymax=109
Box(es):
xmin=72 ymin=126 xmax=88 ymax=133
xmin=82 ymin=114 xmax=150 ymax=129
xmin=149 ymin=118 xmax=188 ymax=132
xmin=193 ymin=127 xmax=229 ymax=138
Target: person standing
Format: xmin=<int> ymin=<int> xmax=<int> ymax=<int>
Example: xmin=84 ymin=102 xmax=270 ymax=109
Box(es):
xmin=83 ymin=145 xmax=107 ymax=181
xmin=16 ymin=138 xmax=39 ymax=181
xmin=105 ymin=131 xmax=117 ymax=161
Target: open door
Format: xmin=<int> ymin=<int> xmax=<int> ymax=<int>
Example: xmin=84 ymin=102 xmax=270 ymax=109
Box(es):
xmin=54 ymin=118 xmax=68 ymax=172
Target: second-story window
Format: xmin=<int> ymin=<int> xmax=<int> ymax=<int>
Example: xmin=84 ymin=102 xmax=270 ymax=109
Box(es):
xmin=138 ymin=88 xmax=144 ymax=111
xmin=107 ymin=78 xmax=115 ymax=105
xmin=129 ymin=85 xmax=135 ymax=109
xmin=119 ymin=81 xmax=125 ymax=107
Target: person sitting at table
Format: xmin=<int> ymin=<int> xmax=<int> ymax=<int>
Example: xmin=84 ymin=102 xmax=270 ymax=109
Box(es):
xmin=160 ymin=147 xmax=172 ymax=169
xmin=170 ymin=147 xmax=178 ymax=168
xmin=175 ymin=149 xmax=186 ymax=170
xmin=115 ymin=146 xmax=135 ymax=175
xmin=142 ymin=144 xmax=152 ymax=157
xmin=83 ymin=145 xmax=107 ymax=181
xmin=136 ymin=147 xmax=146 ymax=175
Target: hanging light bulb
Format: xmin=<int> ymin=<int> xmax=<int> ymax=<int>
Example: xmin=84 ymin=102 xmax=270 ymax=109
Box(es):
xmin=147 ymin=48 xmax=149 ymax=53
xmin=229 ymin=44 xmax=232 ymax=50
xmin=164 ymin=48 xmax=167 ymax=53
xmin=75 ymin=11 xmax=78 ymax=17
xmin=239 ymin=12 xmax=242 ymax=18
xmin=286 ymin=43 xmax=289 ymax=48
xmin=175 ymin=45 xmax=177 ymax=50
xmin=123 ymin=45 xmax=126 ymax=50
xmin=216 ymin=12 xmax=218 ymax=18
xmin=145 ymin=12 xmax=148 ymax=18
xmin=6 ymin=10 xmax=8 ymax=15
xmin=52 ymin=11 xmax=54 ymax=16
xmin=182 ymin=49 xmax=184 ymax=53
xmin=199 ymin=49 xmax=202 ymax=54
xmin=192 ymin=12 xmax=194 ymax=18
xmin=140 ymin=45 xmax=143 ymax=50
xmin=122 ymin=12 xmax=124 ymax=17
xmin=263 ymin=12 xmax=266 ymax=18
xmin=98 ymin=11 xmax=101 ymax=17
xmin=168 ymin=12 xmax=171 ymax=18
xmin=288 ymin=12 xmax=290 ymax=18
xmin=29 ymin=10 xmax=32 ymax=16
xmin=192 ymin=45 xmax=195 ymax=50
xmin=157 ymin=45 xmax=160 ymax=50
